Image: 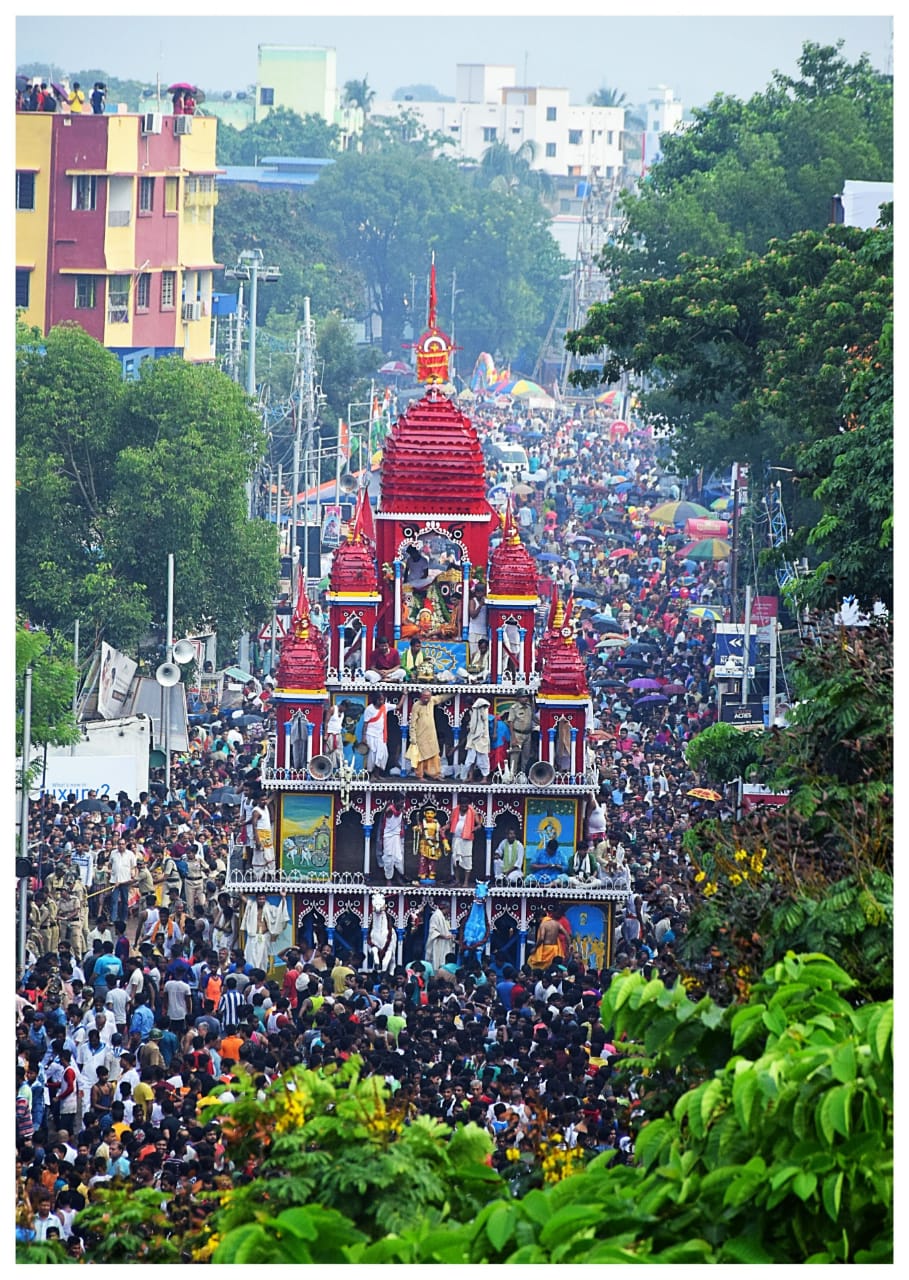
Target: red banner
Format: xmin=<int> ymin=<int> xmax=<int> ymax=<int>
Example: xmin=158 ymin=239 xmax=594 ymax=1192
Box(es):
xmin=684 ymin=518 xmax=730 ymax=539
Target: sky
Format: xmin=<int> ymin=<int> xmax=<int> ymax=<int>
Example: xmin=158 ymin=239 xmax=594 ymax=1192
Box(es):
xmin=15 ymin=3 xmax=894 ymax=113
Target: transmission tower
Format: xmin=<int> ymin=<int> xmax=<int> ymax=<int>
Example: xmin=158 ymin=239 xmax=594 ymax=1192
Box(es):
xmin=557 ymin=168 xmax=622 ymax=396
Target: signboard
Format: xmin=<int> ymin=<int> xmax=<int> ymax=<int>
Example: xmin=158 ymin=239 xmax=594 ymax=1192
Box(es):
xmin=713 ymin=624 xmax=757 ymax=678
xmin=684 ymin=517 xmax=729 ymax=539
xmin=97 ymin=642 xmax=137 ymax=719
xmin=322 ymin=503 xmax=343 ymax=549
xmin=258 ymin=616 xmax=288 ymax=643
xmin=720 ymin=699 xmax=765 ymax=729
xmin=741 ymin=596 xmax=778 ymax=627
xmin=39 ymin=754 xmax=147 ymax=804
xmin=741 ymin=784 xmax=790 ymax=811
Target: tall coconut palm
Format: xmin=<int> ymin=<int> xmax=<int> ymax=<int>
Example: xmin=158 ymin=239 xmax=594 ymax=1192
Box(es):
xmin=343 ymin=77 xmax=375 ymax=115
xmin=476 ymin=139 xmax=555 ymax=201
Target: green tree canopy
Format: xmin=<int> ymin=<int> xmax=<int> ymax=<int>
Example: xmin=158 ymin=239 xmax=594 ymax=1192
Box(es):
xmin=600 ymin=42 xmax=892 ymax=286
xmin=566 ymin=221 xmax=892 ymax=606
xmin=16 ymin=623 xmax=80 ymax=768
xmin=16 ymin=324 xmax=276 ymax=651
xmin=215 ymin=107 xmax=341 ymax=166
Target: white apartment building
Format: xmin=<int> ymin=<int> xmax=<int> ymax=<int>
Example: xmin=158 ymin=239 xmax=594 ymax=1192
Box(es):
xmin=642 ymin=85 xmax=685 ymax=172
xmin=372 ymin=63 xmax=625 ymax=180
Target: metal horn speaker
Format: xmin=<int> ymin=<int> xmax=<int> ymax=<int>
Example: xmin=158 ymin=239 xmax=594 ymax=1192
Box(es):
xmin=307 ymin=754 xmax=334 ymax=780
xmin=528 ymin=760 xmax=556 ymax=787
xmin=155 ymin=662 xmax=181 ymax=687
xmin=172 ymin=639 xmax=197 ymax=664
xmin=339 ymin=472 xmax=358 ymax=495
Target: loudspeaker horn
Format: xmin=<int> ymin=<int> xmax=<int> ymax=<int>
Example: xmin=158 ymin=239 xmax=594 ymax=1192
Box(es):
xmin=339 ymin=472 xmax=358 ymax=495
xmin=172 ymin=639 xmax=197 ymax=664
xmin=155 ymin=662 xmax=181 ymax=688
xmin=528 ymin=760 xmax=556 ymax=787
xmin=307 ymin=754 xmax=334 ymax=780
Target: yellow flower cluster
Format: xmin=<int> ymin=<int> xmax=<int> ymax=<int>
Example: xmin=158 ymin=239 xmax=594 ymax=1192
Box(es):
xmin=191 ymin=1233 xmax=221 ymax=1261
xmin=538 ymin=1135 xmax=585 ymax=1185
xmin=703 ymin=882 xmax=718 ymax=897
xmin=274 ymin=1085 xmax=309 ymax=1134
xmin=505 ymin=1147 xmax=521 ymax=1162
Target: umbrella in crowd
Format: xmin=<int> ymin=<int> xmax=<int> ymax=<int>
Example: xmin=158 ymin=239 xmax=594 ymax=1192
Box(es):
xmin=512 ymin=483 xmax=534 ymax=496
xmin=608 ymin=548 xmax=636 ymax=559
xmin=569 ymin=535 xmax=595 ymax=545
xmin=167 ymin=81 xmax=198 ymax=93
xmin=596 ymin=636 xmax=628 ymax=649
xmin=634 ymin=693 xmax=669 ymax=706
xmin=223 ymin=665 xmax=256 ymax=683
xmin=377 ymin=360 xmax=411 ymax=376
xmin=627 ymin=678 xmax=662 ymax=690
xmin=595 ymin=390 xmax=620 ymax=405
xmin=661 ymin=682 xmax=688 ymax=696
xmin=52 ymin=82 xmax=69 ymax=99
xmin=648 ymin=500 xmax=712 ymax=525
xmin=688 ymin=605 xmax=725 ymax=621
xmin=75 ymin=798 xmax=113 ymax=813
xmin=677 ymin=538 xmax=733 ymax=561
xmin=591 ymin=678 xmax=628 ymax=690
xmin=537 ymin=552 xmax=562 ymax=563
xmin=208 ymin=787 xmax=243 ymax=805
xmin=614 ymin=658 xmax=647 ymax=670
xmin=710 ymin=496 xmax=733 ymax=512
xmin=687 ymin=787 xmax=722 ymax=802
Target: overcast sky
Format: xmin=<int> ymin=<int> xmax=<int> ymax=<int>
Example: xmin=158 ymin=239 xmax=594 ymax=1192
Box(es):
xmin=16 ymin=4 xmax=894 ymax=113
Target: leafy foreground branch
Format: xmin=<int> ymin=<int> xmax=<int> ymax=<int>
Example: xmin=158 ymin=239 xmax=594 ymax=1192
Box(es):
xmin=19 ymin=953 xmax=891 ymax=1265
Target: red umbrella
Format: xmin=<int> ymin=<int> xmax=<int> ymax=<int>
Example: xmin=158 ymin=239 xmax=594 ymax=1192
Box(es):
xmin=608 ymin=548 xmax=635 ymax=559
xmin=661 ymin=682 xmax=687 ymax=696
xmin=378 ymin=360 xmax=411 ymax=376
xmin=167 ymin=82 xmax=198 ymax=93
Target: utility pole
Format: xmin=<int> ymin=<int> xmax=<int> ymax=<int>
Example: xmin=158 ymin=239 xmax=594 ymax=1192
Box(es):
xmin=301 ymin=297 xmax=317 ymax=592
xmin=165 ymin=552 xmax=174 ymax=800
xmin=72 ymin=618 xmax=80 ymax=717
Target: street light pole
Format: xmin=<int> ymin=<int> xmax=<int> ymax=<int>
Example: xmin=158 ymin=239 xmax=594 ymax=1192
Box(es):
xmin=164 ymin=552 xmax=174 ymax=801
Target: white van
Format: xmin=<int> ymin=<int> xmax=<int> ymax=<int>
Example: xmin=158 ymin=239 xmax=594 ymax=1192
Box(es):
xmin=492 ymin=443 xmax=530 ymax=479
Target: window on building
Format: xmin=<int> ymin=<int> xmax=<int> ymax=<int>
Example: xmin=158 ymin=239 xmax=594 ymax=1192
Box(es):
xmin=16 ymin=172 xmax=36 ymax=210
xmin=74 ymin=276 xmax=96 ymax=309
xmin=164 ymin=177 xmax=179 ymax=214
xmin=568 ymin=129 xmax=583 ymax=146
xmin=136 ymin=273 xmax=151 ymax=310
xmin=161 ymin=271 xmax=176 ymax=309
xmin=546 ymin=106 xmax=557 ymax=122
xmin=16 ymin=269 xmax=30 ymax=309
xmin=482 ymin=126 xmax=497 ymax=142
xmin=139 ymin=176 xmax=155 ymax=213
xmin=607 ymin=131 xmax=615 ymax=145
xmin=108 ymin=275 xmax=130 ymax=324
xmin=72 ymin=175 xmax=98 ymax=211
xmin=260 ymin=87 xmax=274 ymax=106
xmin=545 ymin=142 xmax=557 ymax=158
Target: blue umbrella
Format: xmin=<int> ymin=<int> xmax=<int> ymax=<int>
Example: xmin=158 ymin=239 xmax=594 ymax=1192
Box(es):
xmin=614 ymin=482 xmax=633 ymax=494
xmin=537 ymin=553 xmax=563 ymax=563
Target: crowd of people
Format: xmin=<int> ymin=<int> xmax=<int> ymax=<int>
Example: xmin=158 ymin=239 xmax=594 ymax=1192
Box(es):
xmin=16 ymin=79 xmax=106 ymax=114
xmin=16 ymin=397 xmax=737 ymax=1250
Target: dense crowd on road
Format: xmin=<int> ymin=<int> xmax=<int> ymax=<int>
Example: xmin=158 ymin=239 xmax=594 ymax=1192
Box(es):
xmin=16 ymin=397 xmax=736 ymax=1250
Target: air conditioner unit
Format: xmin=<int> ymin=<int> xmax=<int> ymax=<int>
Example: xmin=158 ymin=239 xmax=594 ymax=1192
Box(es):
xmin=174 ymin=116 xmax=193 ymax=136
xmin=182 ymin=301 xmax=202 ymax=322
xmin=141 ymin=112 xmax=162 ymax=135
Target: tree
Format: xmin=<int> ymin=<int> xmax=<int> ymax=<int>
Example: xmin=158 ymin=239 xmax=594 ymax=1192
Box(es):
xmin=598 ymin=43 xmax=891 ymax=287
xmin=28 ymin=956 xmax=891 ymax=1264
xmin=107 ymin=357 xmax=277 ymax=643
xmin=684 ymin=721 xmax=765 ymax=785
xmin=680 ymin=622 xmax=892 ymax=1004
xmin=16 ymin=623 xmax=80 ymax=781
xmin=215 ymin=108 xmax=341 ymax=166
xmin=16 ymin=322 xmax=153 ymax=648
xmin=343 ymin=77 xmax=375 ymax=114
xmin=392 ymin=84 xmax=454 ymax=102
xmin=475 ymin=139 xmax=555 ymax=201
xmin=17 ymin=324 xmax=277 ymax=652
xmin=566 ymin=222 xmax=892 ymax=606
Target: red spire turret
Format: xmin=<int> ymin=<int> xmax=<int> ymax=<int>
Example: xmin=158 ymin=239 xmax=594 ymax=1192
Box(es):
xmin=277 ymin=575 xmax=328 ymax=690
xmin=488 ymin=499 xmax=538 ymax=597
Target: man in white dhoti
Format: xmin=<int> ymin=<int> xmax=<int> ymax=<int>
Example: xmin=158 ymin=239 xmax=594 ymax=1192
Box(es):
xmin=425 ymin=902 xmax=454 ymax=973
xmin=379 ymin=799 xmax=405 ymax=884
xmin=447 ymin=802 xmax=480 ymax=887
xmin=362 ymin=692 xmax=390 ymax=775
xmin=241 ymin=890 xmax=289 ymax=973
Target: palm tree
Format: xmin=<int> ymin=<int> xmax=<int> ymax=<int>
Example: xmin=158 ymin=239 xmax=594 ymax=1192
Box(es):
xmin=476 ymin=139 xmax=555 ymax=201
xmin=588 ymin=86 xmax=646 ymax=165
xmin=588 ymin=86 xmax=628 ymax=109
xmin=343 ymin=77 xmax=375 ymax=115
